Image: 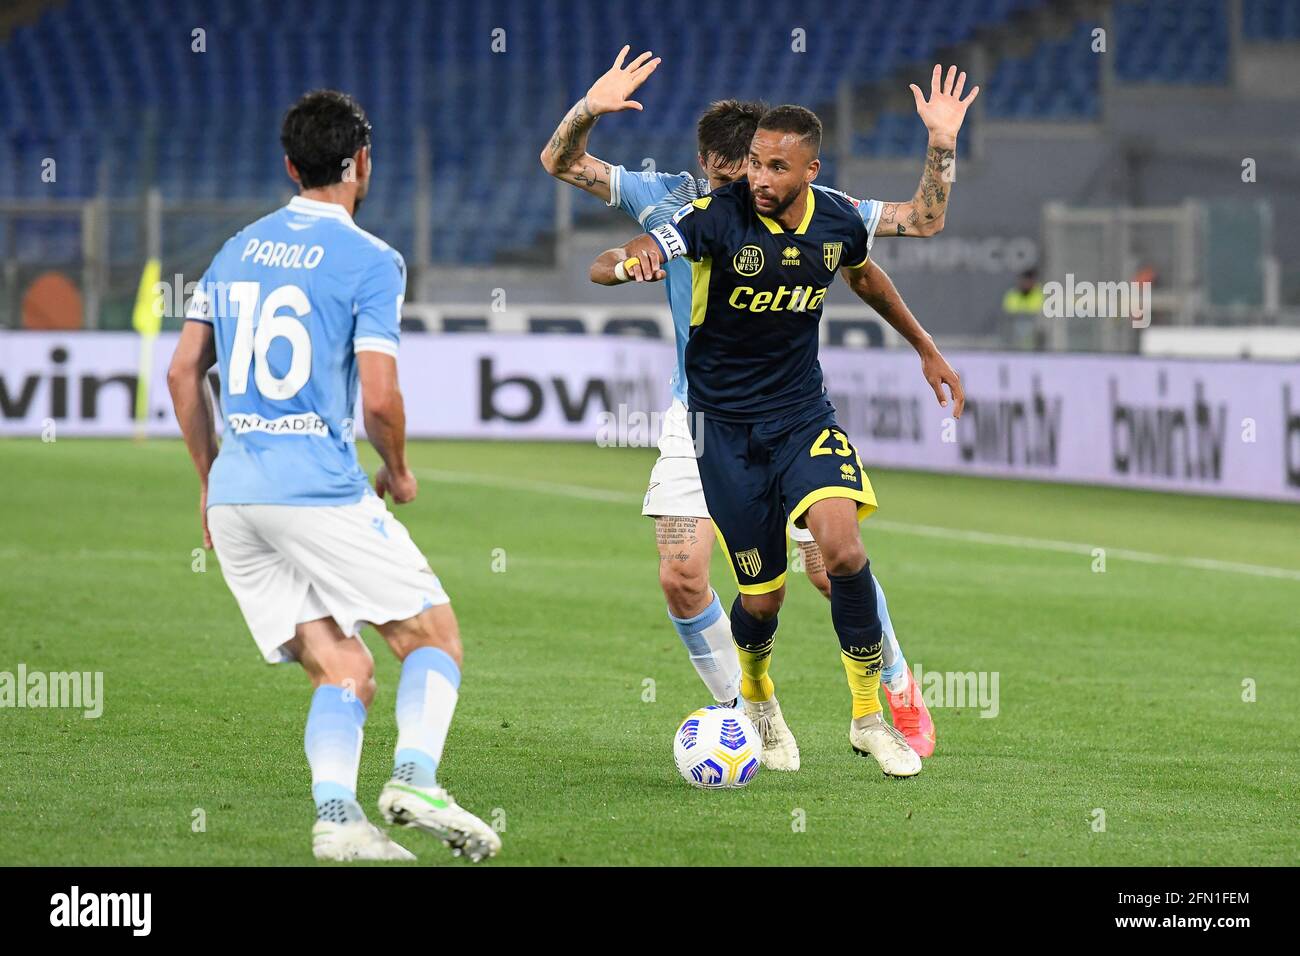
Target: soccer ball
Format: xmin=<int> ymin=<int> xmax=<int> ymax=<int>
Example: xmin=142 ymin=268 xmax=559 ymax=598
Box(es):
xmin=673 ymin=705 xmax=762 ymax=788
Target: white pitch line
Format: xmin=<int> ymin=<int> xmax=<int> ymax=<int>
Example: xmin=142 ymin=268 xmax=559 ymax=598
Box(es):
xmin=7 ymin=471 xmax=1286 ymax=581
xmin=419 ymin=468 xmax=639 ymax=504
xmin=867 ymin=520 xmax=1300 ymax=582
xmin=418 ymin=468 xmax=1300 ymax=583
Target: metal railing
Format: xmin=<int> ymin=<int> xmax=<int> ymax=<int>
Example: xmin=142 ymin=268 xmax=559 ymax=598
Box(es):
xmin=1040 ymin=199 xmax=1283 ymax=352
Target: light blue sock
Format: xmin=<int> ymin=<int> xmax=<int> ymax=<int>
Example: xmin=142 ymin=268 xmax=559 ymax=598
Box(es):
xmin=670 ymin=590 xmax=743 ymax=703
xmin=393 ymin=646 xmax=461 ymax=788
xmin=874 ymin=573 xmax=909 ymax=690
xmin=304 ymin=684 xmax=367 ymax=813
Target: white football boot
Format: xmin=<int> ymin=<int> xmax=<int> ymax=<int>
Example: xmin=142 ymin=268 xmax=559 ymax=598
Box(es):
xmin=743 ymin=696 xmax=800 ymax=771
xmin=312 ymin=818 xmax=416 ymax=862
xmin=378 ymin=781 xmax=502 ymax=863
xmin=850 ymin=712 xmax=922 ymax=777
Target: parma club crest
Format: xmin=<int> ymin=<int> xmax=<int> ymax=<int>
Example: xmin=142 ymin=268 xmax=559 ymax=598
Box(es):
xmin=823 ymin=241 xmax=843 ymax=271
xmin=734 ymin=548 xmax=763 ymax=578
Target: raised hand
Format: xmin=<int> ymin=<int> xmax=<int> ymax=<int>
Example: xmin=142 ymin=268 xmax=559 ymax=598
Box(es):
xmin=909 ymin=64 xmax=979 ymax=147
xmin=585 ymin=45 xmax=661 ymax=116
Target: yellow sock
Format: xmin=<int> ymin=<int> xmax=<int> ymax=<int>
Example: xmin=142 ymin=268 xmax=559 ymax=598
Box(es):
xmin=736 ymin=638 xmax=775 ymax=702
xmin=841 ymin=650 xmax=883 ymax=719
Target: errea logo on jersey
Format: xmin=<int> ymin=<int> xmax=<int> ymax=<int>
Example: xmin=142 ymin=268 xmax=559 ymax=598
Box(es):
xmin=240 ymin=238 xmax=325 ymax=269
xmin=781 ymin=245 xmax=800 ymax=266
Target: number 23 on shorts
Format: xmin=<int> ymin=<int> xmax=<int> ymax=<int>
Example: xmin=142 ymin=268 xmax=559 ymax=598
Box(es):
xmin=809 ymin=427 xmax=852 ymax=458
xmin=806 ymin=426 xmax=871 ymax=501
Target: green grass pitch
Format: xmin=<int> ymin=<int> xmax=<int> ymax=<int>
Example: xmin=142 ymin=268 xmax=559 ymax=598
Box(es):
xmin=1 ymin=438 xmax=1296 ymax=866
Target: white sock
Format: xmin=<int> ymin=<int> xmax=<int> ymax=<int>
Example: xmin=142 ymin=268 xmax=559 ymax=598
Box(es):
xmin=304 ymin=684 xmax=365 ymax=808
xmin=670 ymin=591 xmax=742 ymax=702
xmin=874 ymin=573 xmax=911 ymax=693
xmin=393 ymin=646 xmax=460 ymax=786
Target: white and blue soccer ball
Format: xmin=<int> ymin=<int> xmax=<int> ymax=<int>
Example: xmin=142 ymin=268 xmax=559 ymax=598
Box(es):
xmin=673 ymin=705 xmax=762 ymax=789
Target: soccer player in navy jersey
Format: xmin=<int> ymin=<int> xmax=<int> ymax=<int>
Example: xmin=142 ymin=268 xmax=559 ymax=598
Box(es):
xmin=546 ymin=49 xmax=975 ymax=769
xmin=600 ymin=103 xmax=967 ymax=776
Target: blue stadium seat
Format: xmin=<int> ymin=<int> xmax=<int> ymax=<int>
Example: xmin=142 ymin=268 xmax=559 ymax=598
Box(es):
xmin=1243 ymin=0 xmax=1300 ymax=40
xmin=1 ymin=0 xmax=1063 ymax=262
xmin=984 ymin=22 xmax=1101 ymax=120
xmin=1113 ymin=0 xmax=1230 ymax=84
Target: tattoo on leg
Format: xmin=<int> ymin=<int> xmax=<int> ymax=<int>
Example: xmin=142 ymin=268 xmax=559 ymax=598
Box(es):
xmin=657 ymin=516 xmax=700 ymax=563
xmin=800 ymin=541 xmax=825 ymax=576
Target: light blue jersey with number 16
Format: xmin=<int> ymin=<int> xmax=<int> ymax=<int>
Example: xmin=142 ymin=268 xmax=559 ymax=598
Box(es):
xmin=186 ymin=195 xmax=406 ymax=507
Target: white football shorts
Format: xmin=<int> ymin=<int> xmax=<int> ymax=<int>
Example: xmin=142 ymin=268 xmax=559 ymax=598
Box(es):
xmin=642 ymin=400 xmax=708 ymax=519
xmin=642 ymin=399 xmax=814 ymax=546
xmin=208 ymin=492 xmax=449 ymax=663
xmin=787 ymin=522 xmax=815 ymax=544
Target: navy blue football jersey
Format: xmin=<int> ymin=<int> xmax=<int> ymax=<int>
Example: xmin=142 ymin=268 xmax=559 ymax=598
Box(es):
xmin=649 ymin=178 xmax=872 ymax=422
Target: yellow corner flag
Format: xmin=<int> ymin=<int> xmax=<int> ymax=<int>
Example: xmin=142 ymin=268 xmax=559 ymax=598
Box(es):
xmin=132 ymin=258 xmax=164 ymax=438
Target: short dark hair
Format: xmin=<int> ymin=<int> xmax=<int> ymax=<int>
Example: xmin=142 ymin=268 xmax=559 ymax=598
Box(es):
xmin=756 ymin=105 xmax=822 ymax=155
xmin=280 ymin=90 xmax=373 ymax=189
xmin=697 ymin=99 xmax=768 ymax=167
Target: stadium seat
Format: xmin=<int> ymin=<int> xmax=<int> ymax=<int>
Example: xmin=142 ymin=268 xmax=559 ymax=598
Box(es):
xmin=0 ymin=0 xmax=1066 ymax=263
xmin=1112 ymin=0 xmax=1231 ymax=85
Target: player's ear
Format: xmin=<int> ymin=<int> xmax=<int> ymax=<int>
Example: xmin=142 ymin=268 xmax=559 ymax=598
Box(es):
xmin=284 ymin=155 xmax=301 ymax=187
xmin=806 ymin=157 xmax=820 ymax=184
xmin=357 ymin=146 xmax=371 ymax=181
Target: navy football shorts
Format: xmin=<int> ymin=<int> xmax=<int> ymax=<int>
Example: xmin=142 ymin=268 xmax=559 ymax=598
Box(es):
xmin=691 ymin=401 xmax=877 ymax=594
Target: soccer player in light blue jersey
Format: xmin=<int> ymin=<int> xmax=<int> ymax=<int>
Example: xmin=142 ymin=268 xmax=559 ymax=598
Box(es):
xmin=168 ymin=90 xmax=499 ymax=862
xmin=544 ymin=51 xmax=975 ymax=768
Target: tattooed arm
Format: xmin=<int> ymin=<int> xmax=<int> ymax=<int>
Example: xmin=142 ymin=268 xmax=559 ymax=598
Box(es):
xmin=875 ymin=142 xmax=954 ymax=238
xmin=539 ymin=45 xmax=660 ymax=203
xmin=540 ymin=96 xmax=614 ymax=200
xmin=873 ymin=64 xmax=979 ymax=237
xmin=841 ymin=258 xmax=965 ymax=417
